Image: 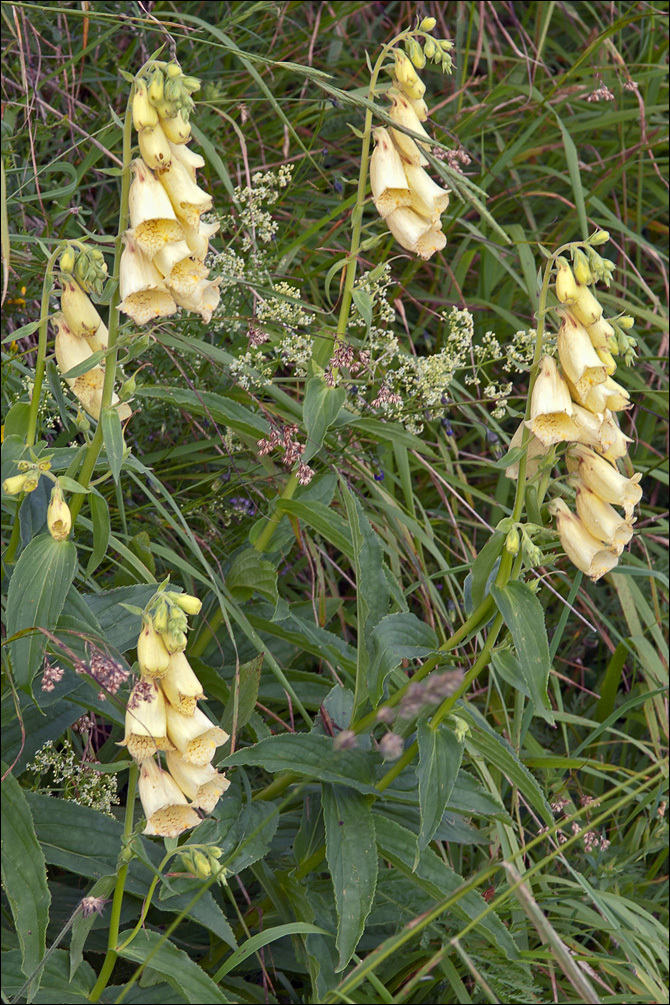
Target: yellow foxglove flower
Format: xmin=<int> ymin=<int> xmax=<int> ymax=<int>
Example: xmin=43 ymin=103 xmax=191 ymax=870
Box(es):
xmin=166 ymin=705 xmax=228 ymax=766
xmin=120 ymin=680 xmax=173 ymax=761
xmin=596 ymin=412 xmax=633 ymax=462
xmin=168 ymin=140 xmax=205 ymax=180
xmin=369 ymin=128 xmax=412 ymax=218
xmin=162 ymin=253 xmax=208 ymax=295
xmin=128 ymin=159 xmax=185 ymax=259
xmin=61 ymin=279 xmax=104 ymax=338
xmin=137 ymin=619 xmax=171 ymax=678
xmin=505 ymin=421 xmax=549 ymax=480
xmin=47 ymin=483 xmax=71 ymax=542
xmin=567 ymin=444 xmax=642 ymax=519
xmin=69 ymin=366 xmax=131 ymax=422
xmin=3 ymin=473 xmax=32 ymax=495
xmin=170 ymin=277 xmax=222 ymax=323
xmin=157 ymin=159 xmax=213 ymax=229
xmin=181 ymin=218 xmax=220 ymax=262
xmin=575 ymin=486 xmax=634 ymax=554
xmin=393 ymin=50 xmax=426 ymax=101
xmin=160 ymin=111 xmax=192 ymax=144
xmin=152 ymin=239 xmax=193 ymax=279
xmin=557 ymin=310 xmax=607 ymax=400
xmin=54 ymin=315 xmax=105 ymax=375
xmin=138 ymin=122 xmax=173 ymax=172
xmin=138 ymin=757 xmax=201 ymax=838
xmin=387 ymin=90 xmax=431 ymax=166
xmin=385 ymin=206 xmax=435 ymax=254
xmin=159 ymin=628 xmax=188 ymax=654
xmin=118 ymin=233 xmax=177 ymax=326
xmin=596 ymin=348 xmax=617 ymax=375
xmin=160 ymin=650 xmax=205 ymax=716
xmin=555 ymin=258 xmax=579 ymax=304
xmin=586 ymin=316 xmax=616 ymax=353
xmin=132 ymin=78 xmax=159 ymax=131
xmin=548 ymin=498 xmax=619 ymax=581
xmin=525 ymin=355 xmax=577 ymax=446
xmin=413 ymin=224 xmax=447 ymax=260
xmin=165 ymin=750 xmax=230 ymax=813
xmin=571 ymin=281 xmax=603 ymax=326
xmin=403 ymin=162 xmax=450 ymax=219
xmin=602 ymin=376 xmax=631 ymax=412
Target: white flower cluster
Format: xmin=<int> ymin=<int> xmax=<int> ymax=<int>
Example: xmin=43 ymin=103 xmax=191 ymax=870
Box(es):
xmin=220 ymin=165 xmax=293 ymax=251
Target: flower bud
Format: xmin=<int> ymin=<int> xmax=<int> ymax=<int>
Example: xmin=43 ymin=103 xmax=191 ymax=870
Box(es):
xmin=147 ymin=66 xmax=165 ymax=105
xmin=138 ymin=756 xmax=201 ymax=838
xmin=160 ymin=628 xmax=188 ymax=654
xmin=572 ymin=248 xmax=593 ymax=285
xmin=420 ymin=16 xmax=437 ymax=31
xmin=589 ymin=230 xmax=610 ymax=246
xmin=138 ymin=123 xmax=173 ymax=172
xmin=369 ymin=128 xmax=412 ymax=218
xmin=617 ymin=315 xmax=635 ymax=330
xmin=571 ymin=282 xmax=603 ymax=326
xmin=525 ymin=355 xmax=577 ymax=446
xmin=406 ymin=38 xmax=426 ymax=69
xmin=387 ymin=90 xmax=431 ymax=166
xmin=47 ymin=483 xmax=71 ymax=542
xmin=556 ymin=310 xmax=607 ymax=401
xmin=394 ymin=50 xmax=425 ymax=98
xmin=575 ymin=486 xmax=634 ymax=554
xmin=169 ymin=592 xmax=202 ymax=615
xmin=3 ymin=473 xmax=31 ymax=495
xmin=586 ymin=316 xmax=616 ymax=353
xmin=137 ymin=618 xmax=171 ymax=678
xmin=555 ymin=258 xmax=578 ymax=303
xmin=424 ymin=37 xmax=436 ymax=59
xmin=567 ymin=445 xmax=642 ymax=519
xmin=59 ymin=246 xmax=76 ymax=275
xmin=505 ymin=526 xmax=520 ymax=555
xmin=548 ymin=498 xmax=619 ymax=582
xmin=193 ymin=852 xmax=212 ymax=880
xmin=160 ymin=111 xmax=192 ymax=144
xmin=132 ymin=78 xmax=159 ymax=131
xmin=61 ymin=279 xmax=104 ymax=338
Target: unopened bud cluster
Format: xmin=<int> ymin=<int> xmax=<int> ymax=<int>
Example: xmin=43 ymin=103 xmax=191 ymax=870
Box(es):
xmin=369 ymin=25 xmax=454 ymax=259
xmin=54 ymin=249 xmax=131 ymax=422
xmin=121 ymin=588 xmax=230 ymax=839
xmin=119 ymin=60 xmax=221 ymax=326
xmin=509 ymin=236 xmax=641 ymax=581
xmin=179 ymin=844 xmax=229 ymax=884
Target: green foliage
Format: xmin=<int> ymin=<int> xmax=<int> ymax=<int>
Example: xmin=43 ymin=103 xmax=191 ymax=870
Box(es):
xmin=1 ymin=2 xmax=668 ymax=1004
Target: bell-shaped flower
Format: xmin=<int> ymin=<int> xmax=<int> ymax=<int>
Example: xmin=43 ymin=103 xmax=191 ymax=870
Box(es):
xmin=138 ymin=122 xmax=173 ymax=172
xmin=118 ymin=233 xmax=177 ymax=326
xmin=128 ymin=159 xmax=185 ymax=259
xmin=602 ymin=376 xmax=631 ymax=412
xmin=587 ymin=316 xmax=616 ymax=353
xmin=160 ymin=111 xmax=192 ymax=145
xmin=567 ymin=444 xmax=642 ymax=519
xmin=387 ymin=90 xmax=431 ymax=166
xmin=160 ymin=650 xmax=205 ymax=716
xmin=156 ymin=158 xmax=212 ymax=229
xmin=181 ymin=218 xmax=220 ymax=262
xmin=370 ymin=128 xmax=412 ymax=218
xmin=120 ymin=680 xmax=173 ymax=762
xmin=548 ymin=498 xmax=619 ymax=581
xmin=168 ymin=140 xmax=205 ymax=180
xmin=575 ymin=486 xmax=635 ymax=554
xmin=165 ymin=750 xmax=230 ymax=813
xmin=555 ymin=258 xmax=579 ymax=304
xmin=403 ymin=162 xmax=450 ymax=219
xmin=61 ymin=279 xmax=104 ymax=338
xmin=132 ymin=78 xmax=159 ymax=131
xmin=557 ymin=311 xmax=607 ymax=401
xmin=570 ymin=403 xmax=606 ymax=449
xmin=166 ymin=705 xmax=229 ymax=766
xmin=70 ymin=367 xmax=132 ymax=422
xmin=413 ymin=225 xmax=447 ymax=260
xmin=47 ymin=483 xmax=71 ymax=542
xmin=162 ymin=253 xmax=209 ymax=295
xmin=385 ymin=206 xmax=432 ymax=252
xmin=138 ymin=756 xmax=201 ymax=838
xmin=571 ymin=282 xmax=603 ymax=326
xmin=137 ymin=619 xmax=171 ymax=678
xmin=152 ymin=239 xmax=193 ymax=279
xmin=594 ymin=411 xmax=633 ymax=463
xmin=525 ymin=355 xmax=577 ymax=446
xmin=170 ymin=276 xmax=222 ymax=323
xmin=505 ymin=421 xmax=549 ymax=480
xmin=393 ymin=51 xmax=426 ymax=101
xmin=54 ymin=315 xmax=105 ymax=376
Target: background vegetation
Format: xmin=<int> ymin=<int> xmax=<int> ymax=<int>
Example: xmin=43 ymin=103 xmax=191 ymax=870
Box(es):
xmin=2 ymin=2 xmax=668 ymax=1003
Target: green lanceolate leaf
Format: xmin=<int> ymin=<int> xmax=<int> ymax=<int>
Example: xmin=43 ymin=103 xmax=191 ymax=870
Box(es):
xmin=368 ymin=612 xmax=437 ymax=705
xmin=85 ymin=490 xmax=110 ymax=576
xmin=302 ymin=376 xmax=346 ymax=464
xmin=6 ymin=535 xmax=77 ymax=693
xmin=101 ymin=405 xmax=125 ymax=484
xmin=322 ymin=783 xmax=378 ymax=971
xmin=117 ymin=929 xmax=231 ymax=1003
xmin=221 ymin=652 xmax=263 ymax=735
xmin=1 ymin=767 xmax=51 ymax=999
xmin=416 ymin=721 xmax=463 ymax=857
xmin=465 ymin=531 xmax=504 ymax=613
xmin=490 ymin=580 xmax=554 ymax=724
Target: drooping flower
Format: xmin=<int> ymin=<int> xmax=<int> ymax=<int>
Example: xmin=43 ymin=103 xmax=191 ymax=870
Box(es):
xmin=567 ymin=444 xmax=642 ymax=519
xmin=160 ymin=650 xmax=205 ymax=716
xmin=556 ymin=310 xmax=607 ymax=401
xmin=138 ymin=756 xmax=201 ymax=838
xmin=118 ymin=233 xmax=177 ymax=326
xmin=120 ymin=680 xmax=173 ymax=761
xmin=548 ymin=498 xmax=619 ymax=581
xmin=166 ymin=705 xmax=228 ymax=766
xmin=137 ymin=618 xmax=171 ymax=679
xmin=370 ymin=128 xmax=412 ymax=218
xmin=47 ymin=483 xmax=71 ymax=542
xmin=525 ymin=355 xmax=577 ymax=446
xmin=575 ymin=486 xmax=635 ymax=554
xmin=128 ymin=159 xmax=185 ymax=259
xmin=165 ymin=750 xmax=230 ymax=813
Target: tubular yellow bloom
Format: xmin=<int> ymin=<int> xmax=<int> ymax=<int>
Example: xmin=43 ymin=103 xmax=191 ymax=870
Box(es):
xmin=120 ymin=680 xmax=173 ymax=761
xmin=167 ymin=140 xmax=205 ymax=179
xmin=370 ymin=128 xmax=412 ymax=218
xmin=548 ymin=498 xmax=619 ymax=581
xmin=160 ymin=650 xmax=205 ymax=716
xmin=596 ymin=412 xmax=633 ymax=462
xmin=387 ymin=90 xmax=431 ymax=166
xmin=586 ymin=316 xmax=616 ymax=353
xmin=54 ymin=315 xmax=105 ymax=376
xmin=393 ymin=50 xmax=426 ymax=101
xmin=567 ymin=444 xmax=642 ymax=519
xmin=413 ymin=224 xmax=447 ymax=260
xmin=385 ymin=206 xmax=432 ymax=251
xmin=170 ymin=277 xmax=222 ymax=323
xmin=70 ymin=367 xmax=131 ymax=423
xmin=138 ymin=122 xmax=173 ymax=172
xmin=555 ymin=258 xmax=579 ymax=304
xmin=181 ymin=218 xmax=220 ymax=262
xmin=160 ymin=111 xmax=192 ymax=145
xmin=575 ymin=486 xmax=635 ymax=554
xmin=403 ymin=162 xmax=450 ymax=219
xmin=596 ymin=348 xmax=617 ymax=375
xmin=525 ymin=355 xmax=577 ymax=446
xmin=47 ymin=483 xmax=71 ymax=542
xmin=156 ymin=159 xmax=212 ymax=229
xmin=570 ymin=403 xmax=606 ymax=449
xmin=132 ymin=78 xmax=159 ymax=131
xmin=128 ymin=159 xmax=185 ymax=259
xmin=138 ymin=757 xmax=201 ymax=838
xmin=165 ymin=750 xmax=231 ymax=813
xmin=61 ymin=279 xmax=104 ymax=338
xmin=166 ymin=705 xmax=229 ymax=766
xmin=152 ymin=239 xmax=193 ymax=279
xmin=118 ymin=233 xmax=177 ymax=326
xmin=571 ymin=282 xmax=603 ymax=326
xmin=557 ymin=310 xmax=607 ymax=401
xmin=137 ymin=619 xmax=171 ymax=678
xmin=161 ymin=252 xmax=208 ymax=294
xmin=505 ymin=421 xmax=549 ymax=480
xmin=602 ymin=376 xmax=631 ymax=412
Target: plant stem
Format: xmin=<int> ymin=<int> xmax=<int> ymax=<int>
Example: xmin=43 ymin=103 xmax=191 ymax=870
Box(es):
xmin=88 ymin=761 xmax=138 ymax=1003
